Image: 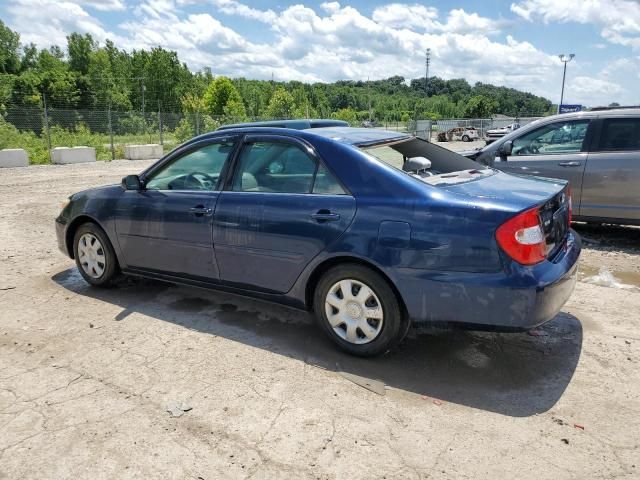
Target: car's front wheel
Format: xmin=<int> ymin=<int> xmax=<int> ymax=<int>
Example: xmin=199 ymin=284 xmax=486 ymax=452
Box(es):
xmin=313 ymin=264 xmax=408 ymax=357
xmin=73 ymin=222 xmax=119 ymax=287
xmin=462 ymin=135 xmax=470 ymax=142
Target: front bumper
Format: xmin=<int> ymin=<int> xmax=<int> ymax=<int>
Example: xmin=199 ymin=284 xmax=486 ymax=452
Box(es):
xmin=395 ymin=230 xmax=581 ymax=330
xmin=55 ymin=216 xmax=70 ymax=257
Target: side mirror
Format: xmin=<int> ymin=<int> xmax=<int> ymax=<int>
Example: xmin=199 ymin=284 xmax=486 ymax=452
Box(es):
xmin=499 ymin=140 xmax=513 ymax=157
xmin=122 ymin=174 xmax=143 ymax=191
xmin=403 ymin=156 xmax=432 ymax=173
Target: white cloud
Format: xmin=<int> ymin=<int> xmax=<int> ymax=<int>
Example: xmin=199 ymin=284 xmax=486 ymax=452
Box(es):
xmin=441 ymin=9 xmax=502 ymax=34
xmin=72 ymin=0 xmax=126 ymax=11
xmin=6 ymin=0 xmax=113 ymax=47
xmin=511 ymin=0 xmax=640 ymax=49
xmin=372 ymin=3 xmax=439 ymax=30
xmin=565 ymin=76 xmax=624 ymax=107
xmin=4 ymin=0 xmax=638 ymax=106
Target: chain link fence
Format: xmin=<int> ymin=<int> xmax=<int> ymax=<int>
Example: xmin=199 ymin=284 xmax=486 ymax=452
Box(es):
xmin=419 ymin=116 xmax=543 ymax=142
xmin=1 ymin=99 xmax=548 ymax=164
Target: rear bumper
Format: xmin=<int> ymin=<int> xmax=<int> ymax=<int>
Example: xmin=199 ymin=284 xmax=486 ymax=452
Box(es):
xmin=396 ymin=230 xmax=581 ymax=330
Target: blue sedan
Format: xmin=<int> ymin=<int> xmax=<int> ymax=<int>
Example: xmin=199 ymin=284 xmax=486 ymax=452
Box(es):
xmin=55 ymin=126 xmax=581 ymax=356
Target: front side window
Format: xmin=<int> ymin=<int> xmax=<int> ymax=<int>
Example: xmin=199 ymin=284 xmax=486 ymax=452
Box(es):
xmin=596 ymin=118 xmax=640 ymax=152
xmin=232 ymin=141 xmax=317 ymax=193
xmin=145 ymin=141 xmax=235 ymax=191
xmin=511 ymin=120 xmax=590 ymax=156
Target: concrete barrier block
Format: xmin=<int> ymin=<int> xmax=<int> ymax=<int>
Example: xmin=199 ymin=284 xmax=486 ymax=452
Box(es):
xmin=124 ymin=144 xmax=164 ymax=160
xmin=0 ymin=149 xmax=29 ymax=168
xmin=51 ymin=146 xmax=96 ymax=165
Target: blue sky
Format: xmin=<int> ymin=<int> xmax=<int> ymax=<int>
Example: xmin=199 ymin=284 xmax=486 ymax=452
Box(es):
xmin=3 ymin=0 xmax=640 ymax=107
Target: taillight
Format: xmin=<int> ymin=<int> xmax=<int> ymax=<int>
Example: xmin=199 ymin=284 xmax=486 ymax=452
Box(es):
xmin=496 ymin=207 xmax=546 ymax=265
xmin=567 ymin=186 xmax=573 ymax=224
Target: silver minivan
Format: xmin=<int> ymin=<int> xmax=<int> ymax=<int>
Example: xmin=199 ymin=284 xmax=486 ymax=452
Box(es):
xmin=463 ymin=108 xmax=640 ymax=225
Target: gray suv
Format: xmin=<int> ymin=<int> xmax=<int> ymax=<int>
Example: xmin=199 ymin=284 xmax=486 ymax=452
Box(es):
xmin=463 ymin=108 xmax=640 ymax=225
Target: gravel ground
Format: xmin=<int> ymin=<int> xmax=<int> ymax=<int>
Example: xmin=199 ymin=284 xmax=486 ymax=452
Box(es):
xmin=1 ymin=159 xmax=639 ymax=480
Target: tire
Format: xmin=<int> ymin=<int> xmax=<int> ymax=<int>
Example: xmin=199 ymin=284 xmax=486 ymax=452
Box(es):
xmin=72 ymin=222 xmax=119 ymax=287
xmin=462 ymin=135 xmax=470 ymax=142
xmin=313 ymin=264 xmax=407 ymax=357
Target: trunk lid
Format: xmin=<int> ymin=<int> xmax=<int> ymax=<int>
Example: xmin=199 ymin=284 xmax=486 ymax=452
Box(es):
xmin=437 ymin=170 xmax=572 ymax=259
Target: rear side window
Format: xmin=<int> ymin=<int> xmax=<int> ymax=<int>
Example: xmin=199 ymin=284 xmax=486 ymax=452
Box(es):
xmin=232 ymin=141 xmax=347 ymax=195
xmin=596 ymin=118 xmax=640 ymax=152
xmin=313 ymin=165 xmax=346 ymax=195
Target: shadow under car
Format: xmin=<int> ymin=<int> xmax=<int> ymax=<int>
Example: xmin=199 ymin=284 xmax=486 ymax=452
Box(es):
xmin=52 ymin=267 xmax=583 ymax=418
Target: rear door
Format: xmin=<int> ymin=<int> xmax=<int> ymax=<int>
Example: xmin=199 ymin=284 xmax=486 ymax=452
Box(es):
xmin=494 ymin=119 xmax=592 ymax=213
xmin=213 ymin=135 xmax=356 ymax=293
xmin=580 ymin=117 xmax=640 ymax=221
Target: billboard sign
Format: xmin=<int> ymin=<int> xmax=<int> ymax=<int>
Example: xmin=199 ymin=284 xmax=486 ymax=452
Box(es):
xmin=559 ymin=104 xmax=582 ymax=114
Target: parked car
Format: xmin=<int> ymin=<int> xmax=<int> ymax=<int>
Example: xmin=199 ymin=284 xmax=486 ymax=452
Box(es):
xmin=362 ymin=120 xmax=382 ymax=128
xmin=485 ymin=123 xmax=521 ymax=144
xmin=56 ymin=126 xmax=580 ymax=356
xmin=463 ymin=108 xmax=640 ymax=225
xmin=437 ymin=126 xmax=479 ymax=142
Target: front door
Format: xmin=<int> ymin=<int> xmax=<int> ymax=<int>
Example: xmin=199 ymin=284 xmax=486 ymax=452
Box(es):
xmin=494 ymin=119 xmax=592 ymax=214
xmin=213 ymin=136 xmax=356 ymax=293
xmin=580 ymin=117 xmax=640 ymax=221
xmin=115 ymin=139 xmax=237 ymax=280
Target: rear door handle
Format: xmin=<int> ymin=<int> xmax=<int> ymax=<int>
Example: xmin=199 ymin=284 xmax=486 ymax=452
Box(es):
xmin=558 ymin=161 xmax=582 ymax=167
xmin=189 ymin=205 xmax=213 ymax=216
xmin=310 ymin=210 xmax=341 ymax=222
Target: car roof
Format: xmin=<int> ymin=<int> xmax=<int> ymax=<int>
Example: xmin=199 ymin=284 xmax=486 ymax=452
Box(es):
xmin=217 ymin=119 xmax=349 ymax=131
xmin=303 ymin=127 xmax=412 ymax=147
xmin=202 ymin=126 xmax=411 ymax=148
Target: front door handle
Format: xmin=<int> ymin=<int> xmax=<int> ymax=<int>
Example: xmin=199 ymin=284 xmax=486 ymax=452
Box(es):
xmin=311 ymin=210 xmax=341 ymax=222
xmin=558 ymin=161 xmax=582 ymax=167
xmin=189 ymin=205 xmax=213 ymax=216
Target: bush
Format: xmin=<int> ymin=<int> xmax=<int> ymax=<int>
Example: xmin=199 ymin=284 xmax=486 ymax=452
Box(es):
xmin=0 ymin=116 xmax=48 ymax=164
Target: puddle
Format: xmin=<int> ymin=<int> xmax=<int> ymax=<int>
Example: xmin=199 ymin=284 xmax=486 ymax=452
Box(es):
xmin=579 ymin=265 xmax=640 ymax=289
xmin=168 ymin=297 xmax=215 ymax=312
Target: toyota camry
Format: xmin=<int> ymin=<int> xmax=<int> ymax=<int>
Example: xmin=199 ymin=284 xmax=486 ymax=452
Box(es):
xmin=56 ymin=126 xmax=581 ymax=356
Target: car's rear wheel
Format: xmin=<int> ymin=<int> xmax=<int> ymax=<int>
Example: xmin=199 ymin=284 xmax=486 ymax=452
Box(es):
xmin=462 ymin=135 xmax=470 ymax=142
xmin=313 ymin=264 xmax=407 ymax=357
xmin=73 ymin=223 xmax=118 ymax=287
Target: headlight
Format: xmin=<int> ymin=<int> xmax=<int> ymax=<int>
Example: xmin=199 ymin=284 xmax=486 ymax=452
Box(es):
xmin=60 ymin=198 xmax=71 ymax=210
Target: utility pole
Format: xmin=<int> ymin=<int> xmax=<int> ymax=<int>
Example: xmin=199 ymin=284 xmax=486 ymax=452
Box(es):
xmin=141 ymin=80 xmax=146 ymax=119
xmin=367 ymin=77 xmax=372 ymax=121
xmin=425 ymin=48 xmax=431 ymax=96
xmin=557 ymin=54 xmax=575 ymax=114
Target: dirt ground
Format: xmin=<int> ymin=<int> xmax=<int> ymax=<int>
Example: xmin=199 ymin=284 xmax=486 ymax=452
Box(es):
xmin=1 ymin=160 xmax=639 ymax=480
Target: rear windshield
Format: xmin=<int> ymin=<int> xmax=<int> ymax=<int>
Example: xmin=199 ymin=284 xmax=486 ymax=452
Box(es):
xmin=358 ymin=138 xmax=494 ymax=186
xmin=362 ymin=145 xmax=405 ymax=169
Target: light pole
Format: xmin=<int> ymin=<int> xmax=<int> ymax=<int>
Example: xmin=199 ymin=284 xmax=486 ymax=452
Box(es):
xmin=557 ymin=54 xmax=575 ymax=114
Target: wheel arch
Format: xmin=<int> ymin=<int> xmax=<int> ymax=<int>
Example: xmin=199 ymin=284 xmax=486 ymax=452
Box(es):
xmin=65 ymin=214 xmax=103 ymax=259
xmin=304 ymin=256 xmax=408 ymax=318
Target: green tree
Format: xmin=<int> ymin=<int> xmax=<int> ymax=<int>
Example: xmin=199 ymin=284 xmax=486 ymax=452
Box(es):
xmin=265 ymin=87 xmax=295 ymax=119
xmin=203 ymin=76 xmax=244 ymax=116
xmin=331 ymin=107 xmax=358 ymax=125
xmin=464 ymin=95 xmax=498 ymax=118
xmin=67 ymin=33 xmax=96 ymax=75
xmin=0 ymin=20 xmax=20 ymax=74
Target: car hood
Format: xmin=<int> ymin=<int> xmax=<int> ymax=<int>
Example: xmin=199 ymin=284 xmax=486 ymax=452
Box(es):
xmin=437 ymin=170 xmax=567 ymax=212
xmin=71 ymin=184 xmax=121 ymax=200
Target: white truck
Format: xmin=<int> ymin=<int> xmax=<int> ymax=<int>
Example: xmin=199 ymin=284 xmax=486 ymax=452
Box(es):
xmin=485 ymin=123 xmax=520 ymax=144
